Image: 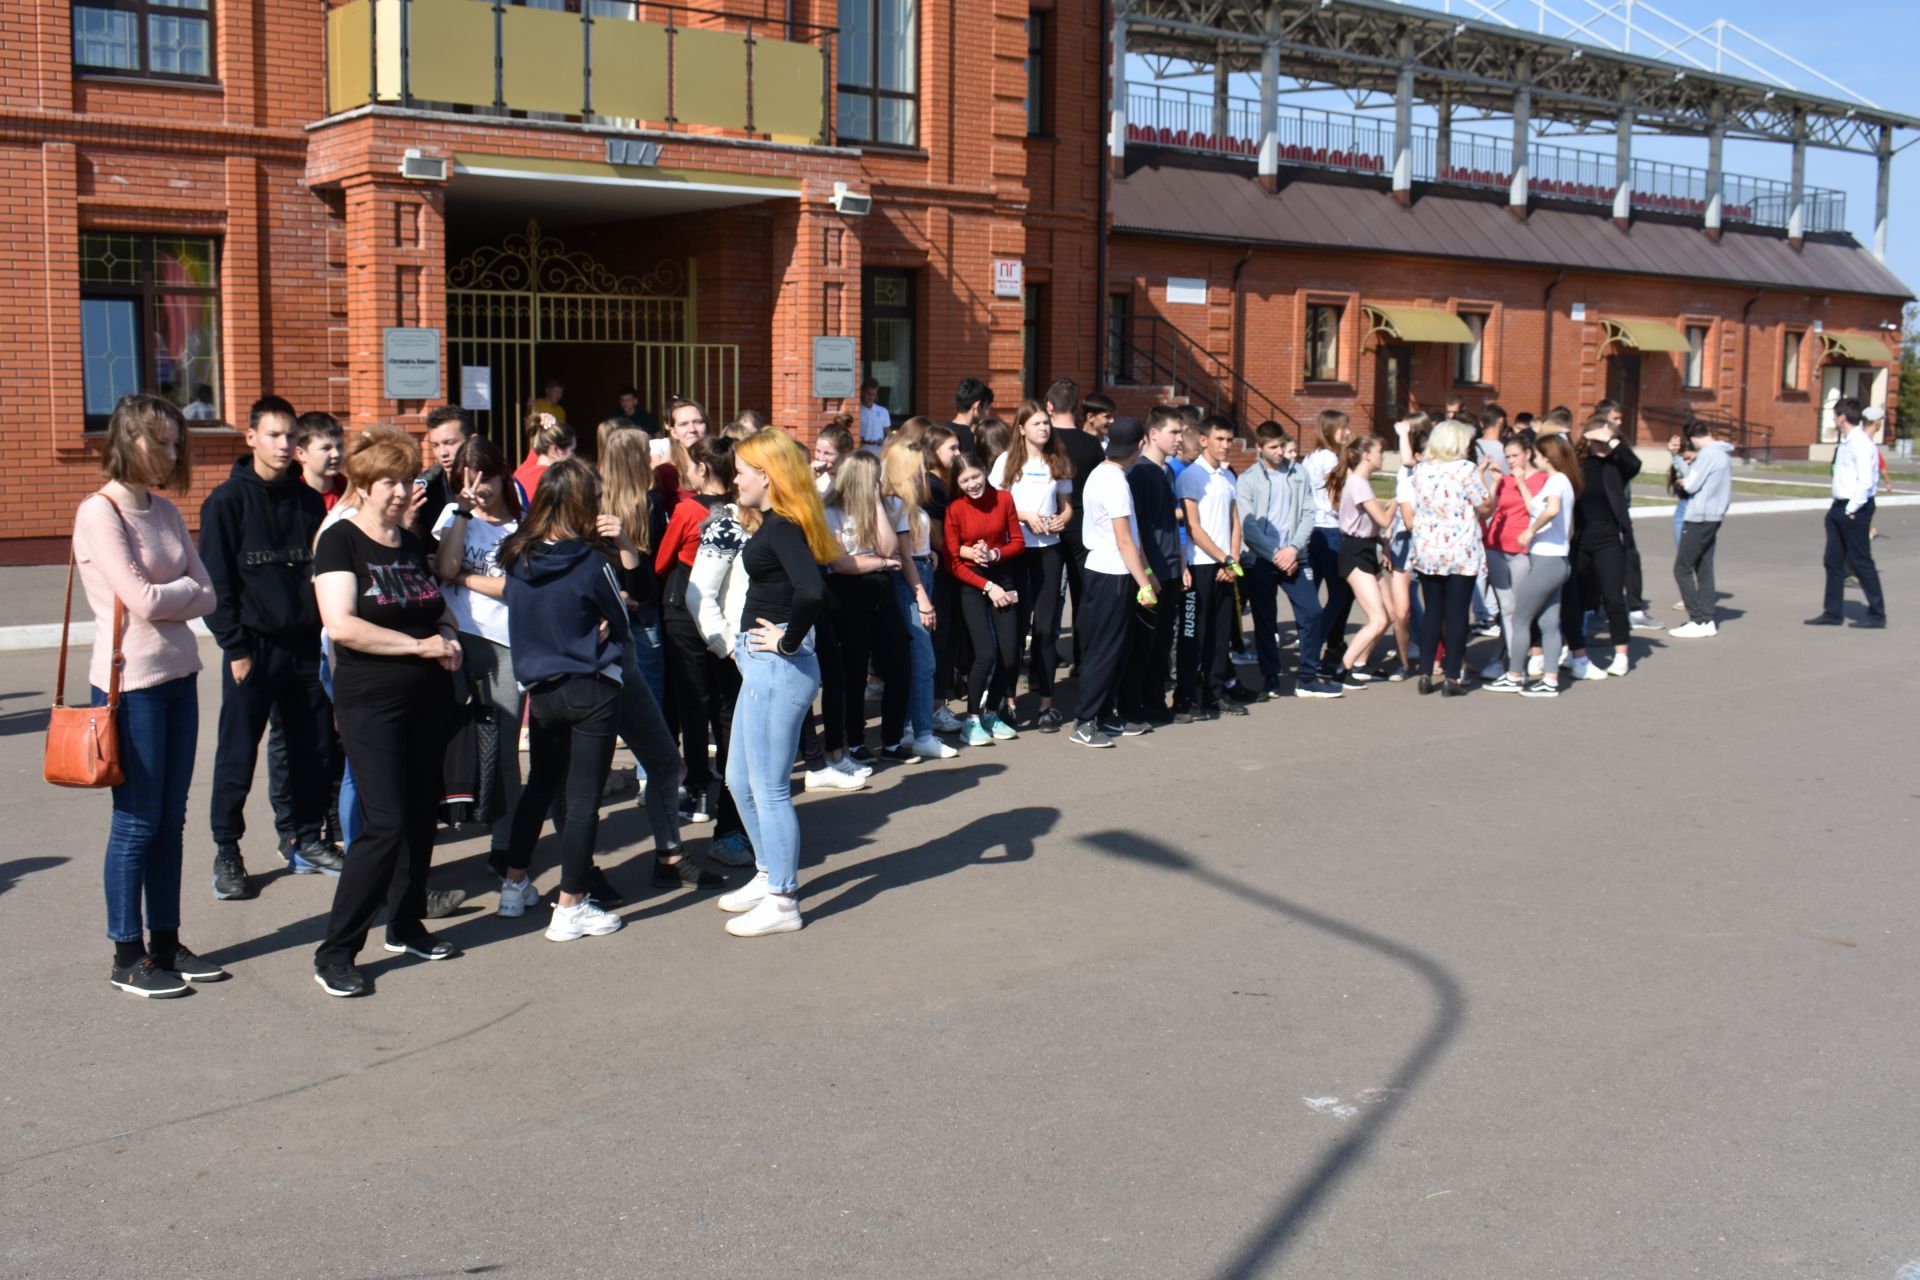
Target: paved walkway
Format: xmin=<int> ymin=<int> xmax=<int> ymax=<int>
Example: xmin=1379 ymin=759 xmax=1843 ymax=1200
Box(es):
xmin=1 ymin=508 xmax=1913 ymax=1279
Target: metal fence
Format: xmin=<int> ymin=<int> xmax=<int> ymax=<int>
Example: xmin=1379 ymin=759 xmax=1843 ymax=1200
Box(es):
xmin=1124 ymin=83 xmax=1847 ymax=233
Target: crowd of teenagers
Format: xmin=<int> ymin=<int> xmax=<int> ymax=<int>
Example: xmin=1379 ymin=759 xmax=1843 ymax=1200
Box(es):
xmin=70 ymin=379 xmax=1890 ymax=999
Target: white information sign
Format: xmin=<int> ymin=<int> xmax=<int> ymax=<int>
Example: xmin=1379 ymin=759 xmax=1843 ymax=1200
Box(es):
xmin=994 ymin=259 xmax=1024 ymax=299
xmin=383 ymin=328 xmax=442 ymax=400
xmin=459 ymin=365 xmax=492 ymax=411
xmin=813 ymin=336 xmax=858 ymax=399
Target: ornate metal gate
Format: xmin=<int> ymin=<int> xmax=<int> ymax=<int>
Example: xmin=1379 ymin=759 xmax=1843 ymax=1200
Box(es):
xmin=446 ymin=219 xmax=739 ymax=456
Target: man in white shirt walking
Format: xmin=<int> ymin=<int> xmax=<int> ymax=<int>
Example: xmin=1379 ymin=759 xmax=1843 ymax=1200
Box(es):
xmin=857 ymin=376 xmax=891 ymax=447
xmin=1807 ymin=397 xmax=1886 ymax=629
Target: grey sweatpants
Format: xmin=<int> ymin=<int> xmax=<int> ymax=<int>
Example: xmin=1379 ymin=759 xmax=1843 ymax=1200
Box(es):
xmin=1486 ymin=551 xmax=1529 ymax=673
xmin=1511 ymin=553 xmax=1571 ymax=677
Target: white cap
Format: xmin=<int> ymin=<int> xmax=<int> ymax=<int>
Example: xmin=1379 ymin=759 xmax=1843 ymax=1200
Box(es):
xmin=1863 ymin=405 xmax=1886 ymax=421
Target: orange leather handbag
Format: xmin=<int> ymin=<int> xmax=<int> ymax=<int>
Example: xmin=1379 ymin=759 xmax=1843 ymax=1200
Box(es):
xmin=45 ymin=494 xmax=128 ymax=789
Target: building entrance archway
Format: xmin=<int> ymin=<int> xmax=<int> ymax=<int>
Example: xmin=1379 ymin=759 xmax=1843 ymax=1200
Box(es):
xmin=447 ymin=219 xmax=738 ymax=457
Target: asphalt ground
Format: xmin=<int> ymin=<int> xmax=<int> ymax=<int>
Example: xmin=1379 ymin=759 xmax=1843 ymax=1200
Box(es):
xmin=0 ymin=507 xmax=1913 ymax=1280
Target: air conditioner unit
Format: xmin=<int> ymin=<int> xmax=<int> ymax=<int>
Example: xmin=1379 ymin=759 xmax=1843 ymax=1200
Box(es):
xmin=830 ymin=182 xmax=872 ymax=217
xmin=399 ymin=152 xmax=447 ymax=182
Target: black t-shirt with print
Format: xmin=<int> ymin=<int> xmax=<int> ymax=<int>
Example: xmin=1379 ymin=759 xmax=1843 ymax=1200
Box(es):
xmin=314 ymin=520 xmax=448 ymax=698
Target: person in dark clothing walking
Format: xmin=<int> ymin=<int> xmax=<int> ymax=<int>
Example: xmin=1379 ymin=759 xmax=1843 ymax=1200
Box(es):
xmin=1564 ymin=418 xmax=1640 ymax=680
xmin=199 ymin=396 xmax=338 ymax=900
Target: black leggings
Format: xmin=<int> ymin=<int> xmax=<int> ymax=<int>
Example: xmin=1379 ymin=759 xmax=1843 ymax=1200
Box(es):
xmin=1020 ymin=543 xmax=1064 ymax=697
xmin=958 ymin=581 xmax=1020 ymax=715
xmin=1572 ymin=536 xmax=1630 ymax=652
xmin=511 ymin=673 xmax=620 ymax=897
xmin=663 ymin=610 xmax=716 ymax=794
xmin=830 ymin=572 xmax=908 ymax=750
xmin=1417 ymin=573 xmax=1475 ymax=681
xmin=797 ymin=595 xmax=844 ymax=768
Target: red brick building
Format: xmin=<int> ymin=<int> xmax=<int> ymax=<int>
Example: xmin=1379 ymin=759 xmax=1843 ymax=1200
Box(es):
xmin=3 ymin=0 xmax=1103 ymax=554
xmin=1 ymin=0 xmax=1909 ymax=555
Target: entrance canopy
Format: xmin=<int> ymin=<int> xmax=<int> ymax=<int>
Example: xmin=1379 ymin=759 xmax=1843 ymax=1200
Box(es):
xmin=1599 ymin=317 xmax=1692 ymax=353
xmin=1363 ymin=304 xmax=1473 ymax=344
xmin=1819 ymin=330 xmax=1895 ymax=363
xmin=450 ymin=153 xmax=800 ymax=233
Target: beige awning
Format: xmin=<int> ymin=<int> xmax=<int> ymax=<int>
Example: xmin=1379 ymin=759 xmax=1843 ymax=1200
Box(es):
xmin=1363 ymin=304 xmax=1475 ymax=344
xmin=1820 ymin=331 xmax=1895 ymax=362
xmin=1599 ymin=317 xmax=1693 ymax=353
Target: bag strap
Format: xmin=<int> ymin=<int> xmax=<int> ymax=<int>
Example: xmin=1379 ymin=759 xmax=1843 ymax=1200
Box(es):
xmin=59 ymin=492 xmax=131 ymax=711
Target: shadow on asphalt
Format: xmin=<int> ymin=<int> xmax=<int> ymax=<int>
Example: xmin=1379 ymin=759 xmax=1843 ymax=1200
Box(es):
xmin=1080 ymin=829 xmax=1468 ymax=1280
xmin=0 ymin=855 xmax=70 ymax=895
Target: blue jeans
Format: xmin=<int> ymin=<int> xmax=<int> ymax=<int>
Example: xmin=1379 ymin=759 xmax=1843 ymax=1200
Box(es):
xmin=632 ymin=621 xmax=667 ymax=710
xmin=1672 ymin=497 xmax=1689 ymax=546
xmin=93 ymin=674 xmax=197 ymax=943
xmin=727 ymin=630 xmax=819 ymax=896
xmin=1307 ymin=528 xmax=1354 ymax=669
xmin=892 ymin=558 xmax=936 ymax=738
xmin=1247 ymin=559 xmax=1327 ymax=683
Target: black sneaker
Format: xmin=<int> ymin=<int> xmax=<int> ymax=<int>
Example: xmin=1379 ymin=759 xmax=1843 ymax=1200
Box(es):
xmin=1854 ymin=615 xmax=1886 ymax=629
xmin=1259 ymin=679 xmax=1284 ymax=702
xmin=288 ymin=838 xmax=345 ymax=877
xmin=314 ymin=963 xmax=368 ymax=997
xmin=1032 ymin=707 xmax=1066 ymax=734
xmin=1519 ymin=679 xmax=1560 ymax=699
xmin=1068 ymin=723 xmax=1115 ymax=748
xmin=677 ymin=794 xmax=712 ymax=825
xmin=1332 ymin=668 xmax=1369 ymax=690
xmin=110 ymin=955 xmax=190 ymax=999
xmin=1171 ymin=709 xmax=1197 ymax=725
xmin=1221 ymin=701 xmax=1250 ymax=717
xmin=161 ymin=945 xmax=229 ymax=982
xmin=1224 ymin=684 xmax=1258 ymax=704
xmin=383 ymin=934 xmax=457 ymax=961
xmin=1120 ymin=720 xmax=1153 ymax=737
xmin=1097 ymin=718 xmax=1127 ymax=738
xmin=1293 ymin=678 xmax=1344 ymax=699
xmin=1803 ymin=613 xmax=1844 ymax=626
xmin=653 ymin=851 xmax=725 ymax=889
xmin=586 ymin=864 xmax=627 ymax=910
xmin=879 ymin=742 xmax=920 ymax=764
xmin=424 ymin=889 xmax=468 ymax=919
xmin=212 ymin=847 xmax=251 ymax=900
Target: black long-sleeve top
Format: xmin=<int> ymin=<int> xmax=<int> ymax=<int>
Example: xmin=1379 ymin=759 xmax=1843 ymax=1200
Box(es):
xmin=740 ymin=512 xmax=825 ymax=655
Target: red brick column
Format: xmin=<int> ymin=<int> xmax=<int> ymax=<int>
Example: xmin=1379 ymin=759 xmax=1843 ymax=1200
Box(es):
xmin=340 ymin=175 xmax=448 ymax=433
xmin=767 ymin=193 xmax=861 ymax=438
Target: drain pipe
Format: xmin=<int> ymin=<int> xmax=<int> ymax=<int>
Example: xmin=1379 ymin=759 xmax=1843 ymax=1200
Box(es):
xmin=1539 ymin=269 xmax=1564 ymax=412
xmin=1230 ymin=242 xmax=1255 ymax=422
xmin=1094 ymin=0 xmax=1112 ymax=392
xmin=1736 ymin=287 xmax=1764 ymax=455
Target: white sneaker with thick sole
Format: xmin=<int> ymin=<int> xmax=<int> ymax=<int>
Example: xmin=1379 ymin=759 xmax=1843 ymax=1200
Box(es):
xmin=1571 ymin=657 xmax=1607 ymax=681
xmin=718 ymin=870 xmax=769 ymax=914
xmin=545 ymin=900 xmax=623 ymax=941
xmin=497 ymin=876 xmax=541 ymax=918
xmin=910 ymin=735 xmax=959 ymax=760
xmin=1605 ymin=653 xmax=1630 ymax=677
xmin=1669 ymin=621 xmax=1718 ymax=639
xmin=724 ymin=893 xmax=802 ymax=937
xmin=1526 ymin=654 xmax=1545 ymax=679
xmin=805 ymin=766 xmax=865 ymax=792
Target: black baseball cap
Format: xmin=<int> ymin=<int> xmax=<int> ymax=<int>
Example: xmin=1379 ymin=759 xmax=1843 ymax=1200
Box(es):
xmin=1105 ymin=415 xmax=1145 ymax=458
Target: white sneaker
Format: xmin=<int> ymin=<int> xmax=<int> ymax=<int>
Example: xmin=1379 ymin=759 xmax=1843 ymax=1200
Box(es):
xmin=805 ymin=766 xmax=865 ymax=792
xmin=497 ymin=876 xmax=540 ymax=918
xmin=724 ymin=893 xmax=803 ymax=937
xmin=1557 ymin=646 xmax=1571 ymax=669
xmin=1571 ymin=657 xmax=1607 ymax=681
xmin=545 ymin=899 xmax=622 ymax=941
xmin=1478 ymin=658 xmax=1507 ymax=681
xmin=910 ymin=735 xmax=958 ymax=760
xmin=931 ymin=706 xmax=965 ymax=734
xmin=833 ymin=755 xmax=873 ymax=779
xmin=1669 ymin=621 xmax=1718 ymax=639
xmin=1605 ymin=653 xmax=1630 ymax=677
xmin=1526 ymin=653 xmax=1545 ymax=679
xmin=718 ymin=870 xmax=769 ymax=914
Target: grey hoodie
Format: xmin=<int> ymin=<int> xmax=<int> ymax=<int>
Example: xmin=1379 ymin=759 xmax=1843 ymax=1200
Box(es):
xmin=1674 ymin=439 xmax=1734 ymax=523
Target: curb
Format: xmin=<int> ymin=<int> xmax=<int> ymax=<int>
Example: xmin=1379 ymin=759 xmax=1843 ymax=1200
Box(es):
xmin=0 ymin=617 xmax=212 ymax=654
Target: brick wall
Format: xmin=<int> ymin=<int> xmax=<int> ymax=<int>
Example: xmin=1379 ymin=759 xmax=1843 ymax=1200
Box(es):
xmin=1110 ymin=233 xmax=1903 ymax=456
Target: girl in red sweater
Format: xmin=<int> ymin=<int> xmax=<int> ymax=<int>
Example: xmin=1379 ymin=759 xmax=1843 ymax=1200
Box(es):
xmin=943 ymin=454 xmax=1025 ymax=745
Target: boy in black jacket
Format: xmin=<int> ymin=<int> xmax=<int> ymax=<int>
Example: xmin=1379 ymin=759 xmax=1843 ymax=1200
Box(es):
xmin=200 ymin=396 xmax=336 ymax=900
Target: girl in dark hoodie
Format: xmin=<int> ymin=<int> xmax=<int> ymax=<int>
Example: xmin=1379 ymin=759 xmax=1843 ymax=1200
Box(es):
xmin=496 ymin=460 xmax=634 ymax=943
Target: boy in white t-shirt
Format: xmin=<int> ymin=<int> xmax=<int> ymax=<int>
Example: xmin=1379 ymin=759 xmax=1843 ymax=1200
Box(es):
xmin=1071 ymin=417 xmax=1158 ymax=749
xmin=1171 ymin=415 xmax=1245 ymax=720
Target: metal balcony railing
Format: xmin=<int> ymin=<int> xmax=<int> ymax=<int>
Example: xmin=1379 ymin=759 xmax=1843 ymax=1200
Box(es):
xmin=1124 ymin=83 xmax=1848 ymax=235
xmin=325 ymin=0 xmax=834 ymax=145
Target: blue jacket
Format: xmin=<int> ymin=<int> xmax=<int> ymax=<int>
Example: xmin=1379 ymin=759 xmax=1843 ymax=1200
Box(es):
xmin=503 ymin=540 xmax=631 ymax=687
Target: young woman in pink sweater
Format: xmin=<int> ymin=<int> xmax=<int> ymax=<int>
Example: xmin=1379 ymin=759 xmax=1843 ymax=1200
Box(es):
xmin=72 ymin=394 xmax=219 ymax=998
